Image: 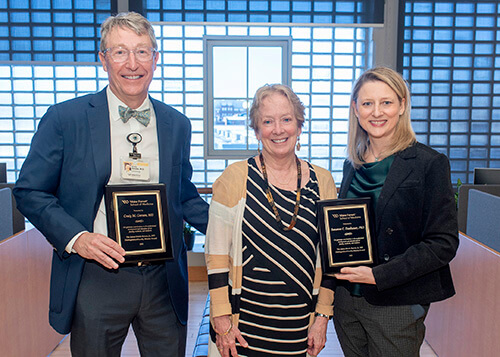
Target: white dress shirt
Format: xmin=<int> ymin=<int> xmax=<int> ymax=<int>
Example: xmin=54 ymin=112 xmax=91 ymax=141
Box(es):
xmin=66 ymin=87 xmax=160 ymax=252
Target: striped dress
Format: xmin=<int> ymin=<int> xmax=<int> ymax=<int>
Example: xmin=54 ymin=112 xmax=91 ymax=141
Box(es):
xmin=236 ymin=157 xmax=321 ymax=356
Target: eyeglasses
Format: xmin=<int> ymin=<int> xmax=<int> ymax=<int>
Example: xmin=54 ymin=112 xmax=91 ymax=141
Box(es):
xmin=102 ymin=46 xmax=156 ymax=63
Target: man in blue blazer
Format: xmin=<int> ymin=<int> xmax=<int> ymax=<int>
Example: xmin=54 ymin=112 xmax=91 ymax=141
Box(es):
xmin=13 ymin=12 xmax=208 ymax=356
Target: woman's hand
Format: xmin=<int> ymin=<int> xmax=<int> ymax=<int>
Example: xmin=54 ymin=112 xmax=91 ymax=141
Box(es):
xmin=334 ymin=266 xmax=376 ymax=285
xmin=307 ymin=315 xmax=329 ymax=356
xmin=213 ymin=315 xmax=248 ymax=356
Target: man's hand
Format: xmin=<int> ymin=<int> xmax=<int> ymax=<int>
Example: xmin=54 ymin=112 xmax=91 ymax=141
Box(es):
xmin=73 ymin=232 xmax=126 ymax=269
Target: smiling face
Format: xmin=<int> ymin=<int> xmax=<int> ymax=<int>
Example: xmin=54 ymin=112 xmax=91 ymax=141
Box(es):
xmin=353 ymin=80 xmax=405 ymax=144
xmin=255 ymin=92 xmax=301 ymax=160
xmin=99 ymin=26 xmax=158 ymax=109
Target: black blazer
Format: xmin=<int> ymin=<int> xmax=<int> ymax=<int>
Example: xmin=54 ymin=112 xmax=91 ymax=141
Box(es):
xmin=339 ymin=143 xmax=459 ymax=305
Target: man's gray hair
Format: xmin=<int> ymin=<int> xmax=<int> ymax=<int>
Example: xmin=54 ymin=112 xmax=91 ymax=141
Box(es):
xmin=100 ymin=12 xmax=157 ymax=52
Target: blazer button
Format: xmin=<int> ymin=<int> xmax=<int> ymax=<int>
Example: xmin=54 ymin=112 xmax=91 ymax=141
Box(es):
xmin=384 ymin=254 xmax=390 ymax=261
xmin=386 ymin=228 xmax=394 ymax=235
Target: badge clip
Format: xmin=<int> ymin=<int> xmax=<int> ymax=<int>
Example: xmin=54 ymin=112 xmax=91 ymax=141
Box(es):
xmin=127 ymin=133 xmax=142 ymax=159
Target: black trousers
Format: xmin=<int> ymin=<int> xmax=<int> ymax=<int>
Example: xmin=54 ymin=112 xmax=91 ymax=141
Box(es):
xmin=333 ymin=285 xmax=428 ymax=357
xmin=71 ymin=261 xmax=187 ymax=357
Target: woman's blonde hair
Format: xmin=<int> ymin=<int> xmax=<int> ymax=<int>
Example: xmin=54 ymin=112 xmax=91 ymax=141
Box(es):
xmin=347 ymin=67 xmax=416 ymax=168
xmin=100 ymin=12 xmax=157 ymax=52
xmin=249 ymin=84 xmax=305 ymax=132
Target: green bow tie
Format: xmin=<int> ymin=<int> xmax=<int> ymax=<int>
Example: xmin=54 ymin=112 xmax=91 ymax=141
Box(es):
xmin=119 ymin=106 xmax=151 ymax=127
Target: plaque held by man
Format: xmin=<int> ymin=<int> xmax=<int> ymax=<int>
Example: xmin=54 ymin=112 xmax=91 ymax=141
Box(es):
xmin=317 ymin=198 xmax=377 ymax=275
xmin=105 ymin=184 xmax=173 ymax=263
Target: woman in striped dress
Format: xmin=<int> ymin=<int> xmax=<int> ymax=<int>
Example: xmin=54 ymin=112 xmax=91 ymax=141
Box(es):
xmin=205 ymin=84 xmax=337 ymax=356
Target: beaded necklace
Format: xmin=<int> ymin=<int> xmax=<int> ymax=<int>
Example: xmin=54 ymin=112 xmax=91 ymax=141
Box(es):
xmin=259 ymin=153 xmax=302 ymax=231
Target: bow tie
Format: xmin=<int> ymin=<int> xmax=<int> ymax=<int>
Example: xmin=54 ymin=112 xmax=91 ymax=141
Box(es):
xmin=119 ymin=106 xmax=151 ymax=127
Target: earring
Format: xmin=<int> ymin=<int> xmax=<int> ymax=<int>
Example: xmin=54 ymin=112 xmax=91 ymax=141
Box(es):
xmin=258 ymin=140 xmax=261 ymax=154
xmin=296 ymin=136 xmax=301 ymax=151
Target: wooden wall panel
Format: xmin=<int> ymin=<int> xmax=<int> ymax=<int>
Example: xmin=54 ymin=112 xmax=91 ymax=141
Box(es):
xmin=0 ymin=231 xmax=30 ymax=356
xmin=26 ymin=229 xmax=64 ymax=355
xmin=189 ymin=266 xmax=208 ymax=282
xmin=426 ymin=233 xmax=500 ymax=357
xmin=0 ymin=230 xmax=63 ymax=357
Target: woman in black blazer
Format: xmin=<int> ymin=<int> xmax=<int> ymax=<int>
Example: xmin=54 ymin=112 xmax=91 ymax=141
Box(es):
xmin=333 ymin=67 xmax=459 ymax=357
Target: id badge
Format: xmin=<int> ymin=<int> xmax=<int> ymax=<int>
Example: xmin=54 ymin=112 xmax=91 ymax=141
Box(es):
xmin=121 ymin=158 xmax=151 ymax=181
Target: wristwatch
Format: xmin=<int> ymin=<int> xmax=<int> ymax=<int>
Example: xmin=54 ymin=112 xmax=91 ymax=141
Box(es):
xmin=315 ymin=312 xmax=331 ymax=320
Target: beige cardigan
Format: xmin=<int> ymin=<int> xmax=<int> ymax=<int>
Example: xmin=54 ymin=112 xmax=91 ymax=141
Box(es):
xmin=205 ymin=159 xmax=337 ymax=326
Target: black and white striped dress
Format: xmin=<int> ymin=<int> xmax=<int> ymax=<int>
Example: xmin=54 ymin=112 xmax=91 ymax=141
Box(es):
xmin=237 ymin=157 xmax=321 ymax=356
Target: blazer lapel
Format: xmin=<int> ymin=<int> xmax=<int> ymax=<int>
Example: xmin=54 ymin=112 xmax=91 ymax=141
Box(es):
xmin=375 ymin=145 xmax=417 ymax=230
xmin=152 ymin=98 xmax=173 ymax=187
xmin=87 ymin=90 xmax=112 ymax=190
xmin=339 ymin=161 xmax=355 ymax=199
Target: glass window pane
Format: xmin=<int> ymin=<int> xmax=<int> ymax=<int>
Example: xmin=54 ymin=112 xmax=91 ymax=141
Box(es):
xmin=248 ymin=47 xmax=282 ymax=96
xmin=213 ymin=46 xmax=247 ymax=98
xmin=213 ymin=99 xmax=250 ymax=150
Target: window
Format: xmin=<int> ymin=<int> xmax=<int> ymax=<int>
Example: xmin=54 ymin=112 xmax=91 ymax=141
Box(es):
xmin=1 ymin=23 xmax=373 ymax=186
xmin=0 ymin=1 xmax=110 ymax=62
xmin=2 ymin=23 xmax=373 ymax=187
xmin=400 ymin=0 xmax=500 ymax=184
xmin=144 ymin=0 xmax=385 ymax=24
xmin=204 ymin=36 xmax=291 ymax=158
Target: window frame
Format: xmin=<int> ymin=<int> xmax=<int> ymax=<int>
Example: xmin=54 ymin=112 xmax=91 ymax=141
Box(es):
xmin=203 ymin=35 xmax=292 ymax=159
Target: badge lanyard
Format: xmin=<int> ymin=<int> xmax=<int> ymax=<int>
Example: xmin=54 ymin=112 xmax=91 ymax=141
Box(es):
xmin=121 ymin=133 xmax=151 ymax=181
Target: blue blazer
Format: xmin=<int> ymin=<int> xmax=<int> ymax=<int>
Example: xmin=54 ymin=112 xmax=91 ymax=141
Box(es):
xmin=13 ymin=89 xmax=208 ymax=334
xmin=339 ymin=143 xmax=458 ymax=305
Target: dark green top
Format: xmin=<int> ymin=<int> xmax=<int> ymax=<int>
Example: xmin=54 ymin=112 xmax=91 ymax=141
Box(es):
xmin=347 ymin=155 xmax=395 ymax=209
xmin=344 ymin=155 xmax=394 ymax=297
